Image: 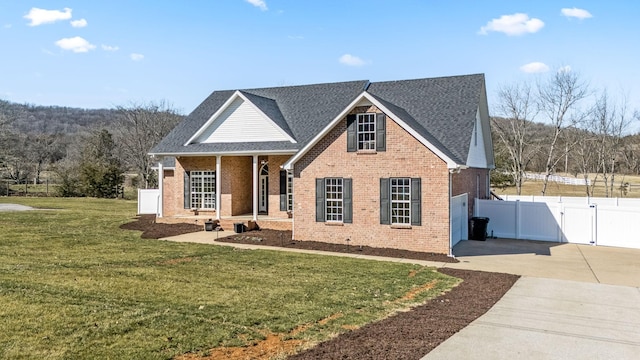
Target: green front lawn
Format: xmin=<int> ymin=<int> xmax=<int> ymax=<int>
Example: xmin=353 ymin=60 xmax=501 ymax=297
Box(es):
xmin=0 ymin=198 xmax=459 ymax=359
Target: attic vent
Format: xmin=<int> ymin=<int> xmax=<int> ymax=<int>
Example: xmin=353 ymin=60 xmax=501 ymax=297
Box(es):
xmin=363 ymin=81 xmax=371 ymax=91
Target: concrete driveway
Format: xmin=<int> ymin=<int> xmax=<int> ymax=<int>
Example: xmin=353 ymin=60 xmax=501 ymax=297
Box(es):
xmin=422 ymin=239 xmax=640 ymax=359
xmin=447 ymin=238 xmax=640 ymax=287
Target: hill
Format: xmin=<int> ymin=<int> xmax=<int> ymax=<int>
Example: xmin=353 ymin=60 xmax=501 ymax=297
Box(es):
xmin=0 ymin=99 xmax=119 ymax=134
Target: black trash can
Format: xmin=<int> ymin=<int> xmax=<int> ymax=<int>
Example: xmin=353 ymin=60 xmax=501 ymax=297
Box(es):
xmin=469 ymin=217 xmax=489 ymax=241
xmin=234 ymin=222 xmax=245 ymax=234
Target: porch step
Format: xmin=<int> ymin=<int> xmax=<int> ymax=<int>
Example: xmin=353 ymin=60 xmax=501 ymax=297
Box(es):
xmin=217 ymin=218 xmax=292 ymax=232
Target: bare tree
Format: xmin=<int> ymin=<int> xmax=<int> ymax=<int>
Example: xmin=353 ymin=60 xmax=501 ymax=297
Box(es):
xmin=113 ymin=101 xmax=183 ymax=188
xmin=537 ymin=69 xmax=589 ymax=195
xmin=491 ymin=82 xmax=539 ymax=195
xmin=589 ymin=91 xmax=634 ymax=197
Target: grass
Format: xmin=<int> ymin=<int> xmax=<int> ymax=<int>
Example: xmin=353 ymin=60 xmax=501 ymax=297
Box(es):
xmin=0 ymin=198 xmax=458 ymax=359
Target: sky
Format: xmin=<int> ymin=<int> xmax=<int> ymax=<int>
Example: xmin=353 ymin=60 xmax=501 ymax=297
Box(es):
xmin=1 ymin=1 xmax=639 ymax=118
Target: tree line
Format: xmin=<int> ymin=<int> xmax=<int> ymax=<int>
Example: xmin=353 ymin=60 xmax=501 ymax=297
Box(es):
xmin=491 ymin=69 xmax=640 ymax=197
xmin=0 ymin=100 xmax=183 ymax=197
xmin=2 ymin=70 xmax=639 ymax=199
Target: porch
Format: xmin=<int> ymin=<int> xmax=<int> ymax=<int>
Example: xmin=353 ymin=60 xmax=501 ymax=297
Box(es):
xmin=156 ymin=154 xmax=293 ymax=223
xmin=155 ymin=213 xmax=293 ymax=232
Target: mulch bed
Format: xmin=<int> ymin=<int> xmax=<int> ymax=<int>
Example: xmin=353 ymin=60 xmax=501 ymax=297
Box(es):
xmin=289 ymin=268 xmax=518 ymax=360
xmin=218 ymin=228 xmax=459 ymax=264
xmin=120 ymin=214 xmax=203 ymax=239
xmin=121 ymin=215 xmax=520 ymax=359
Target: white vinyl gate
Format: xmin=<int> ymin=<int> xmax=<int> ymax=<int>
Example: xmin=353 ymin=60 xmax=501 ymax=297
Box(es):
xmin=450 ymin=193 xmax=468 ymax=247
xmin=475 ymin=197 xmax=640 ymax=249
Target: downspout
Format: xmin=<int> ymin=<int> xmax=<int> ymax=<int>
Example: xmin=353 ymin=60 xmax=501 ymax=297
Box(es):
xmin=290 ymin=166 xmax=295 ymax=242
xmin=158 ymin=160 xmax=164 ymax=218
xmin=448 ymin=166 xmax=462 ymax=258
xmin=448 ymin=170 xmax=453 ymax=257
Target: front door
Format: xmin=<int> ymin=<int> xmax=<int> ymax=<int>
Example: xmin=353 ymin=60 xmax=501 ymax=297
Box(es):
xmin=259 ymin=163 xmax=268 ymax=213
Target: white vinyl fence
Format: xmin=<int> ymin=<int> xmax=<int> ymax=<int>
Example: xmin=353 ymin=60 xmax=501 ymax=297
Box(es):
xmin=138 ymin=189 xmax=160 ymax=215
xmin=475 ymin=197 xmax=640 ymax=249
xmin=450 ymin=193 xmax=469 ymax=247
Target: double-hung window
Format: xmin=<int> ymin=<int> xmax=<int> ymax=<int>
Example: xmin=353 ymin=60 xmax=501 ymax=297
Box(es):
xmin=190 ymin=171 xmax=216 ymax=209
xmin=316 ymin=177 xmax=352 ymax=223
xmin=390 ymin=178 xmax=411 ymax=224
xmin=325 ymin=178 xmax=343 ymax=222
xmin=357 ymin=113 xmax=376 ymax=150
xmin=347 ymin=113 xmax=386 ymax=152
xmin=380 ymin=177 xmax=421 ymax=226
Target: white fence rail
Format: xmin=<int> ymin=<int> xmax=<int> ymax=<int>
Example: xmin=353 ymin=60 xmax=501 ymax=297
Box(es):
xmin=475 ymin=197 xmax=640 ymax=249
xmin=523 ymin=173 xmax=591 ymax=186
xmin=137 ymin=189 xmax=160 ymax=215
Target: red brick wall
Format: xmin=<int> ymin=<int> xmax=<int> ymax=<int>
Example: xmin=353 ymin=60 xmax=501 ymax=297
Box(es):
xmin=293 ymin=106 xmax=451 ymax=254
xmin=452 ymin=167 xmax=490 ymax=217
xmin=267 ymin=155 xmax=292 ymax=219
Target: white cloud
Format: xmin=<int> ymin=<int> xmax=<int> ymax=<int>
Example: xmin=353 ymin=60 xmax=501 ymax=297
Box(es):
xmin=4 ymin=24 xmax=12 ymax=29
xmin=561 ymin=8 xmax=593 ymax=20
xmin=55 ymin=36 xmax=96 ymax=53
xmin=246 ymin=0 xmax=268 ymax=11
xmin=24 ymin=7 xmax=72 ymax=26
xmin=557 ymin=65 xmax=572 ymax=73
xmin=479 ymin=13 xmax=544 ymax=36
xmin=520 ymin=62 xmax=550 ymax=73
xmin=288 ymin=35 xmax=304 ymax=40
xmin=70 ymin=19 xmax=87 ymax=28
xmin=101 ymin=44 xmax=119 ymax=51
xmin=130 ymin=53 xmax=144 ymax=61
xmin=339 ymin=54 xmax=366 ymax=66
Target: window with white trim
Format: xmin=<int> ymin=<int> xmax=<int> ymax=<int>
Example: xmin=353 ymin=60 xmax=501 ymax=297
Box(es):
xmin=287 ymin=171 xmax=294 ymax=212
xmin=325 ymin=178 xmax=343 ymax=222
xmin=190 ymin=171 xmax=216 ymax=209
xmin=390 ymin=178 xmax=411 ymax=224
xmin=357 ymin=113 xmax=376 ymax=150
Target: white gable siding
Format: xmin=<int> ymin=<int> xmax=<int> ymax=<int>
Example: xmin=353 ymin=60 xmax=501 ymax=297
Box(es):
xmin=195 ymin=97 xmax=293 ymax=143
xmin=466 ymin=108 xmax=488 ymax=168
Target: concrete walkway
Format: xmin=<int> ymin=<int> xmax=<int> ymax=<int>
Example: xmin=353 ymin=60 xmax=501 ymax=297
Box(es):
xmin=161 ymin=232 xmax=640 ymax=359
xmin=162 ymin=232 xmax=640 ymax=287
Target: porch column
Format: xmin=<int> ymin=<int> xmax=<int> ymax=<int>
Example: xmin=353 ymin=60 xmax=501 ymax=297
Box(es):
xmin=216 ymin=155 xmax=221 ymax=220
xmin=252 ymin=155 xmax=258 ymax=221
xmin=157 ymin=160 xmax=163 ymax=218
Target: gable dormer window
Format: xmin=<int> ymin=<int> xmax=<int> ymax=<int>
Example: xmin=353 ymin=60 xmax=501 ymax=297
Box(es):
xmin=347 ymin=112 xmax=386 ymax=152
xmin=357 ymin=113 xmax=376 ymax=150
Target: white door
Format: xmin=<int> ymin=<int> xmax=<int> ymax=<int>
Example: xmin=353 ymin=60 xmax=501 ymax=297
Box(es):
xmin=259 ymin=163 xmax=268 ymax=213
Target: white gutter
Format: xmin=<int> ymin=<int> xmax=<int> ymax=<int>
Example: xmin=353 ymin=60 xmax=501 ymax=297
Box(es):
xmin=149 ymin=150 xmax=297 ymax=157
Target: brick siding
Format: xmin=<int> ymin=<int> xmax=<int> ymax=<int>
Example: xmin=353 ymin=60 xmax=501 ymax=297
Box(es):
xmin=293 ymin=106 xmax=451 ymax=254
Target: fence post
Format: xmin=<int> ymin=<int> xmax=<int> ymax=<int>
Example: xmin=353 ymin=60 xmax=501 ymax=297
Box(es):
xmin=590 ymin=204 xmax=597 ymax=246
xmin=515 ymin=200 xmax=520 ymax=240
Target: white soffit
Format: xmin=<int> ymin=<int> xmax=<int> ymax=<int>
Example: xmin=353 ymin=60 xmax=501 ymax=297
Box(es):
xmin=188 ymin=92 xmax=295 ymax=144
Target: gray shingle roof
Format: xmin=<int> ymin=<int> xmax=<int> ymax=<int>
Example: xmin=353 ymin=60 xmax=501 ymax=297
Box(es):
xmin=150 ymin=74 xmax=486 ymax=165
xmin=151 ymin=81 xmax=367 ymax=154
xmin=366 ymin=74 xmax=484 ymax=164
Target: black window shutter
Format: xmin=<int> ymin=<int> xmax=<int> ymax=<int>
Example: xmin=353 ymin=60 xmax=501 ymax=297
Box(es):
xmin=316 ymin=178 xmax=325 ymax=222
xmin=380 ymin=178 xmax=390 ymax=224
xmin=279 ymin=170 xmax=287 ymax=211
xmin=343 ymin=178 xmax=352 ymax=223
xmin=183 ymin=171 xmax=190 ymax=209
xmin=346 ymin=114 xmax=357 ymax=152
xmin=376 ymin=113 xmax=386 ymax=152
xmin=411 ymin=178 xmax=421 ymax=226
